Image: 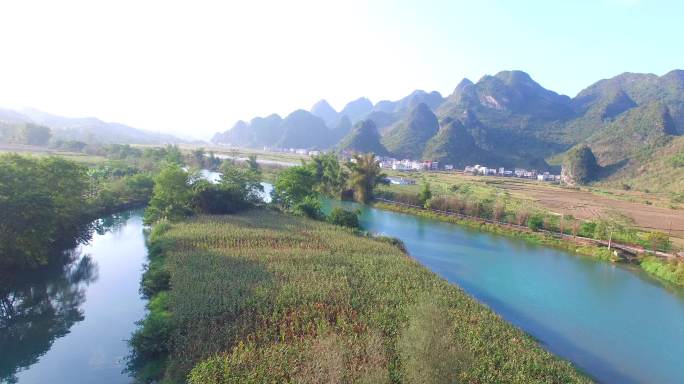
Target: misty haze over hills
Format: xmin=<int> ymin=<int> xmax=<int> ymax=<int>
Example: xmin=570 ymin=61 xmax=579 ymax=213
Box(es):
xmin=0 ymin=107 xmax=182 ymax=144
xmin=212 ymin=69 xmax=684 ymax=175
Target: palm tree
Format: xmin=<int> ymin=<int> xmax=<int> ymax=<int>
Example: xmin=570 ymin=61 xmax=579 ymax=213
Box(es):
xmin=347 ymin=152 xmax=386 ymax=203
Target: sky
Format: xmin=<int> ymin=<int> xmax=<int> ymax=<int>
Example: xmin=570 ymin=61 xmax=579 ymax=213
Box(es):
xmin=0 ymin=0 xmax=682 ymax=140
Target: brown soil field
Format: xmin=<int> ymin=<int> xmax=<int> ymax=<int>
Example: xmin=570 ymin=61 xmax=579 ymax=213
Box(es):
xmin=498 ymin=182 xmax=684 ymax=245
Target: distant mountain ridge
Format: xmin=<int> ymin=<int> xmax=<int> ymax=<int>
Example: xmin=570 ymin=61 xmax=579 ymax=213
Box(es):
xmin=0 ymin=107 xmax=181 ymax=144
xmin=212 ymin=69 xmax=684 ymax=183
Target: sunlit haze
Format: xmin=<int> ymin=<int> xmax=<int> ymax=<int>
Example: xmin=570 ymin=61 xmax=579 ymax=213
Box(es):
xmin=1 ymin=0 xmax=682 ymax=139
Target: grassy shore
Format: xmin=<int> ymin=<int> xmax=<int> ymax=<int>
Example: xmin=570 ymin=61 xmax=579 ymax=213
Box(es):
xmin=131 ymin=209 xmax=590 ymax=383
xmin=373 ymin=201 xmax=684 ymax=287
xmin=373 ymin=201 xmax=616 ymax=260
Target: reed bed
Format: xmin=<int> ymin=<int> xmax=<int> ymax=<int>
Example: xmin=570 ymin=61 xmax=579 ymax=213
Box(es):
xmin=134 ymin=208 xmax=591 ymax=383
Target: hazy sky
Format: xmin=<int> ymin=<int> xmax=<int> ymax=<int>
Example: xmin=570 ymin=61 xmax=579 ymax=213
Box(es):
xmin=1 ymin=0 xmax=682 ymax=139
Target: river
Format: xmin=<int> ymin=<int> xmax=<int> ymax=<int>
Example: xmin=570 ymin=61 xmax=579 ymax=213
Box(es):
xmin=1 ymin=210 xmax=148 ymax=384
xmin=3 ymin=188 xmax=684 ymax=383
xmin=325 ymin=199 xmax=684 ymax=384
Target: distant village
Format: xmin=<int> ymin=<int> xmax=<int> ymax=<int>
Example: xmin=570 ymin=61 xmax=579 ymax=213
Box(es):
xmin=375 ymin=156 xmax=562 ymax=183
xmin=263 ymin=147 xmax=562 ymax=184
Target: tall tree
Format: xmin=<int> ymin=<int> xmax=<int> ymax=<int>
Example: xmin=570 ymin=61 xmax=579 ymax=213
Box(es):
xmin=144 ymin=164 xmax=193 ymax=224
xmin=347 ymin=153 xmax=386 ymax=203
xmin=20 ymin=124 xmax=51 ymax=146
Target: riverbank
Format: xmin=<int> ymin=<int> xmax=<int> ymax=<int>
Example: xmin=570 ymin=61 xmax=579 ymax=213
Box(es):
xmin=130 ymin=209 xmax=590 ymax=383
xmin=372 ymin=200 xmax=684 ymax=287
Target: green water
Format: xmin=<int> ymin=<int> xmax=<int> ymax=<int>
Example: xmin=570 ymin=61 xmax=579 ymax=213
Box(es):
xmin=1 ymin=210 xmax=147 ymax=384
xmin=326 ymin=200 xmax=684 ymax=384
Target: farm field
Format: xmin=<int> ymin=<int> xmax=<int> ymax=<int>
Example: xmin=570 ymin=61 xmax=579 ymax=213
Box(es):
xmin=380 ymin=170 xmax=684 ymax=248
xmin=0 ymin=143 xmax=107 ymax=164
xmin=132 ymin=209 xmax=589 ymax=383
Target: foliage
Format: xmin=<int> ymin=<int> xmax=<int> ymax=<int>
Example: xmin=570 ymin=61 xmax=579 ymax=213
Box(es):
xmin=337 ymin=119 xmax=389 ymax=156
xmin=127 ymin=292 xmax=174 ymax=382
xmin=669 ymin=150 xmax=684 ymax=168
xmin=143 ymin=165 xmax=194 ymax=224
xmin=381 ymin=103 xmax=439 ymax=159
xmin=0 ymin=123 xmax=52 ymax=145
xmin=293 ymin=195 xmax=324 ymax=220
xmin=562 ymin=144 xmax=600 ymax=185
xmin=131 ymin=210 xmax=589 ymax=383
xmin=640 ymin=257 xmax=684 ymax=286
xmin=306 ymin=153 xmax=348 ymax=198
xmin=191 ymin=180 xmax=250 ymax=215
xmin=219 ymin=161 xmax=264 ymax=205
xmin=527 ymin=214 xmax=544 ymax=231
xmin=245 ymin=154 xmax=259 ymax=172
xmin=645 ymin=231 xmax=672 ymax=252
xmin=0 ymin=154 xmax=92 ymax=269
xmin=326 ymin=207 xmax=360 ymax=229
xmin=347 ymin=153 xmax=386 ymax=203
xmin=145 ymin=162 xmax=262 ymax=224
xmin=272 ymin=165 xmax=318 ymax=209
xmin=418 ymin=183 xmax=432 ymax=207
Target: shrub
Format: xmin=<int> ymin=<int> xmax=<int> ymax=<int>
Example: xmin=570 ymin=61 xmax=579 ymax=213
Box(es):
xmin=668 ymin=150 xmax=684 ymax=168
xmin=127 ymin=292 xmax=174 ymax=382
xmin=293 ymin=196 xmax=324 ymax=220
xmin=579 ymin=222 xmax=597 ymax=237
xmin=327 ymin=207 xmax=360 ymax=229
xmin=527 ymin=215 xmax=544 ymax=231
xmin=418 ymin=183 xmax=432 ymax=208
xmin=641 ymin=257 xmax=684 ymax=286
xmin=191 ymin=183 xmax=249 ymax=215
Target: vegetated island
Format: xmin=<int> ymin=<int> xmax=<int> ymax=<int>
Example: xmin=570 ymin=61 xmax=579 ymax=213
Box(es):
xmin=131 ymin=210 xmax=591 ymax=383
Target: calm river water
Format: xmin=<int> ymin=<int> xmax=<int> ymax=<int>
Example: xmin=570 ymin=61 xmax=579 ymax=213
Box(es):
xmin=3 ymin=191 xmax=684 ymax=383
xmin=326 ymin=200 xmax=684 ymax=384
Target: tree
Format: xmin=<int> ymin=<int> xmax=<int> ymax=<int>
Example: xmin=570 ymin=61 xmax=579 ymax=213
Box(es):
xmin=307 ymin=153 xmax=348 ymax=198
xmin=527 ymin=215 xmax=544 ymax=231
xmin=493 ymin=200 xmax=506 ymax=222
xmin=246 ymin=154 xmax=260 ymax=172
xmin=327 ymin=207 xmax=360 ymax=228
xmin=272 ymin=166 xmax=318 ymax=209
xmin=20 ymin=124 xmax=51 ymax=145
xmin=164 ymin=144 xmax=184 ymax=165
xmin=219 ymin=161 xmax=263 ymax=204
xmin=190 ymin=147 xmax=206 ymax=168
xmin=144 ymin=165 xmax=193 ymax=224
xmin=646 ymin=231 xmax=671 ymax=253
xmin=593 ymin=212 xmax=633 ymax=249
xmin=347 ymin=153 xmax=386 ymax=203
xmin=0 ymin=154 xmax=91 ymax=269
xmin=418 ymin=183 xmax=432 ymax=208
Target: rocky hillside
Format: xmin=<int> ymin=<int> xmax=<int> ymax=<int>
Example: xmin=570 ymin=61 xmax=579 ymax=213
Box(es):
xmin=211 ymin=69 xmax=684 ymax=186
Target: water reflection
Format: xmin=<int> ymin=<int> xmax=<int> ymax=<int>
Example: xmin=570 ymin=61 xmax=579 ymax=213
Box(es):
xmin=0 ymin=251 xmax=98 ymax=383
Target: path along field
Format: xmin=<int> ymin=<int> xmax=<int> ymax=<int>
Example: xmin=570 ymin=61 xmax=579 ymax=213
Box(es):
xmin=381 ymin=170 xmax=684 ymax=249
xmin=136 ymin=209 xmax=590 ymax=383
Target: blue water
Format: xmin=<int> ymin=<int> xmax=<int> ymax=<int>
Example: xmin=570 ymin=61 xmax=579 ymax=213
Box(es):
xmin=326 ymin=200 xmax=684 ymax=383
xmin=2 ymin=211 xmax=147 ymax=384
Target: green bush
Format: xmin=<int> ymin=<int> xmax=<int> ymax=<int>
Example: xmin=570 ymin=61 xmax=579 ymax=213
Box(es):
xmin=293 ymin=196 xmax=324 ymax=220
xmin=668 ymin=150 xmax=684 ymax=168
xmin=127 ymin=292 xmax=174 ymax=382
xmin=191 ymin=182 xmax=249 ymax=215
xmin=641 ymin=257 xmax=684 ymax=286
xmin=327 ymin=207 xmax=360 ymax=228
xmin=527 ymin=215 xmax=544 ymax=231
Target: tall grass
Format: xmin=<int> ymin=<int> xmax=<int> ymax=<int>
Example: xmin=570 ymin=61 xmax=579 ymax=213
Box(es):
xmin=132 ymin=209 xmax=590 ymax=383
